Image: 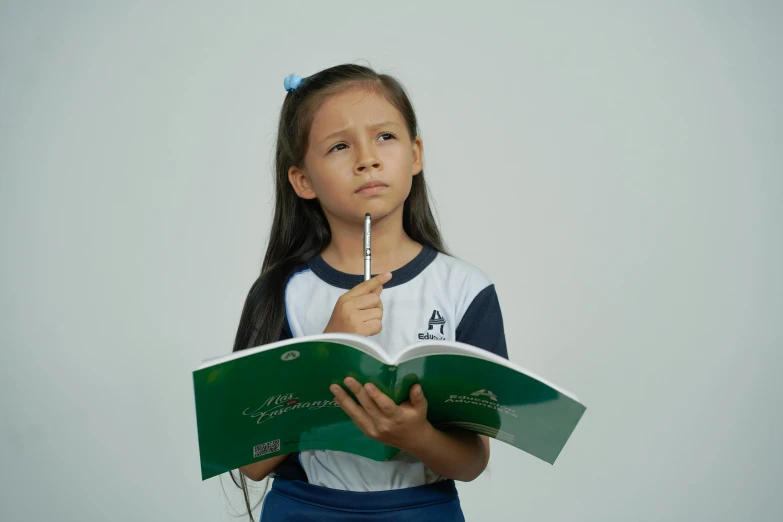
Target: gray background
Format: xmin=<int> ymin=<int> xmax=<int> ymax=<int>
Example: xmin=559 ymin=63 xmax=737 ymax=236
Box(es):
xmin=1 ymin=1 xmax=781 ymax=521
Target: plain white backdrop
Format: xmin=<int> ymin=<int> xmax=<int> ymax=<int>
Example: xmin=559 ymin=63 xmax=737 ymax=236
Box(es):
xmin=1 ymin=1 xmax=781 ymax=521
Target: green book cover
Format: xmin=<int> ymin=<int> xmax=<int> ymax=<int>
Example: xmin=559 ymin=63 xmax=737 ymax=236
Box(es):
xmin=193 ymin=333 xmax=586 ymax=480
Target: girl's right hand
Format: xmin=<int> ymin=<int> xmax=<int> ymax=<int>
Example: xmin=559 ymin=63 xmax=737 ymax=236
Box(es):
xmin=323 ymin=272 xmax=392 ymax=336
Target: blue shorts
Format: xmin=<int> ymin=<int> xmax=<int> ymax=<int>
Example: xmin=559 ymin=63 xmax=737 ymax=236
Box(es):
xmin=259 ymin=478 xmax=466 ymax=521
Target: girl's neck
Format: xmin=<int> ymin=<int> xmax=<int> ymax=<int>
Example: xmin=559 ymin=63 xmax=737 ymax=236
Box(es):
xmin=320 ymin=213 xmax=422 ymax=276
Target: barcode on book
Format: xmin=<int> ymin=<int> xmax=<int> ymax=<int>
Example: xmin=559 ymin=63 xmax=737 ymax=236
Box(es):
xmin=253 ymin=439 xmax=280 ymax=458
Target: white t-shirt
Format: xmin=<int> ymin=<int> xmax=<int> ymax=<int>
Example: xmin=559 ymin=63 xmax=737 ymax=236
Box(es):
xmin=271 ymin=245 xmax=508 ymax=491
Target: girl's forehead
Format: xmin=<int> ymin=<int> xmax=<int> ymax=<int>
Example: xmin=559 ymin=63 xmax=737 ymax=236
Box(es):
xmin=309 ymin=88 xmax=404 ymax=137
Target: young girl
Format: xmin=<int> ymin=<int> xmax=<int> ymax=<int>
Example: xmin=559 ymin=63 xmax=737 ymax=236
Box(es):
xmin=229 ymin=64 xmax=508 ymax=521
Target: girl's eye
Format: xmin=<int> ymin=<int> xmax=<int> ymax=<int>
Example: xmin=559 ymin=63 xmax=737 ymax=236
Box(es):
xmin=329 ymin=134 xmax=394 ymax=153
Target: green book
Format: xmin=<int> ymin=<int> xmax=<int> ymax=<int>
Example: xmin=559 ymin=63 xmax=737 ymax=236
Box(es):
xmin=193 ymin=333 xmax=586 ymax=480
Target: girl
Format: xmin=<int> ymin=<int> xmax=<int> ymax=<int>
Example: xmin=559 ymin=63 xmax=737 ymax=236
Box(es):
xmin=229 ymin=64 xmax=508 ymax=521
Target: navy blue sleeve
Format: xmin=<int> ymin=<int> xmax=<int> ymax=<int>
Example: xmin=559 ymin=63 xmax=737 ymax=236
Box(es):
xmin=279 ymin=317 xmax=293 ymax=341
xmin=278 ymin=266 xmax=300 ymax=342
xmin=271 ymin=452 xmax=308 ymax=482
xmin=455 ymin=284 xmax=509 ymax=359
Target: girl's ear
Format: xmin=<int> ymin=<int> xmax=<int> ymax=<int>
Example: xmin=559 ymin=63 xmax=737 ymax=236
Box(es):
xmin=411 ymin=136 xmax=423 ymax=176
xmin=288 ymin=165 xmax=318 ymax=199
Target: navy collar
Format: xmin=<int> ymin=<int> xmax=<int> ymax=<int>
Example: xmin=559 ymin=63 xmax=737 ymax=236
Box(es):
xmin=307 ymin=244 xmax=438 ymax=290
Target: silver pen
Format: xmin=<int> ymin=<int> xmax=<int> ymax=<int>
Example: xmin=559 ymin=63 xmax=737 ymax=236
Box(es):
xmin=364 ymin=213 xmax=371 ymax=281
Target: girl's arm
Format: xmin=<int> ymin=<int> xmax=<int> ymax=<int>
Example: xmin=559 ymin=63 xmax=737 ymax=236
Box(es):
xmin=238 ymin=454 xmax=288 ymax=482
xmin=408 ymin=428 xmax=490 ymax=482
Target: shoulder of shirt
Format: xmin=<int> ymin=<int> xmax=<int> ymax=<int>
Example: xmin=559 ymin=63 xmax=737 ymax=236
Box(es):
xmin=427 ymin=252 xmax=497 ymax=323
xmin=284 ymin=263 xmax=313 ymax=286
xmin=429 ymin=251 xmax=493 ymax=289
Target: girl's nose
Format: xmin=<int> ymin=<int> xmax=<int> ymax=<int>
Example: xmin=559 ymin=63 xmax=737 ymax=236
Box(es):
xmin=354 ymin=146 xmax=381 ymax=173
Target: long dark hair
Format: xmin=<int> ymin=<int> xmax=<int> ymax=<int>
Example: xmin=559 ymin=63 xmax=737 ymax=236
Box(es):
xmin=227 ymin=63 xmax=450 ymax=520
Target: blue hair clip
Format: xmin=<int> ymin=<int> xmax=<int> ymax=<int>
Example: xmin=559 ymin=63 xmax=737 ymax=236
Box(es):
xmin=284 ymin=74 xmax=303 ymax=92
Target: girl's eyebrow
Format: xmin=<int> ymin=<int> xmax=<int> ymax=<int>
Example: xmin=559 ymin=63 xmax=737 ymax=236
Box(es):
xmin=319 ymin=121 xmax=400 ymax=144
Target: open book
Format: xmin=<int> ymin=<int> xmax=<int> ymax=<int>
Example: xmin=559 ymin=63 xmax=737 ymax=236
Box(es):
xmin=193 ymin=333 xmax=586 ymax=480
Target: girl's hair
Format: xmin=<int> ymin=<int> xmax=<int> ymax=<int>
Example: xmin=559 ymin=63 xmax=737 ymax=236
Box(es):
xmin=227 ymin=63 xmax=450 ymax=520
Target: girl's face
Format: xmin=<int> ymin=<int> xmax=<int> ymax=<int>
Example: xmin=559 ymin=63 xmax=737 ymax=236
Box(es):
xmin=288 ymin=87 xmax=423 ymax=225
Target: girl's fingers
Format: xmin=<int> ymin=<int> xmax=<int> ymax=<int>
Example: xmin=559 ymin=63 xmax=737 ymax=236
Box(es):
xmin=346 ymin=272 xmax=392 ymax=298
xmin=343 ymin=378 xmax=383 ymax=420
xmin=357 ymin=308 xmax=383 ymax=322
xmin=330 ymin=384 xmax=374 ymax=433
xmin=363 ymin=382 xmax=398 ymax=417
xmin=353 ymin=292 xmax=382 ymax=311
xmin=362 ymin=319 xmax=382 ymax=336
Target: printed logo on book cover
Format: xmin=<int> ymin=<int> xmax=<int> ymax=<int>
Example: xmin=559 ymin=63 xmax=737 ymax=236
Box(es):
xmin=418 ymin=309 xmax=446 ymax=340
xmin=471 ymin=389 xmax=498 ymax=402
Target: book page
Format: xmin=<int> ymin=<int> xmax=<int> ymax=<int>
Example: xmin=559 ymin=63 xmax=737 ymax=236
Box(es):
xmin=196 ymin=333 xmax=390 ymax=370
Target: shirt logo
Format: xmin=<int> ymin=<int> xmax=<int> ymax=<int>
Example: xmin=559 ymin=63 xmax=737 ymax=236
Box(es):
xmin=418 ymin=309 xmax=446 ymax=340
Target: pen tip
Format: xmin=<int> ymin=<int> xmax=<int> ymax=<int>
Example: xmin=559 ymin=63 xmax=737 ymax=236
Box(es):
xmin=365 ymin=213 xmax=371 ymax=218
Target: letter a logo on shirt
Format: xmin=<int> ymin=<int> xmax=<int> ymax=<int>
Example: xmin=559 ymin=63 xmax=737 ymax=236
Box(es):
xmin=418 ymin=309 xmax=446 ymax=340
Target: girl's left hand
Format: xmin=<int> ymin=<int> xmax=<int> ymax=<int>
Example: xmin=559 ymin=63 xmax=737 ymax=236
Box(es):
xmin=330 ymin=377 xmax=433 ymax=454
